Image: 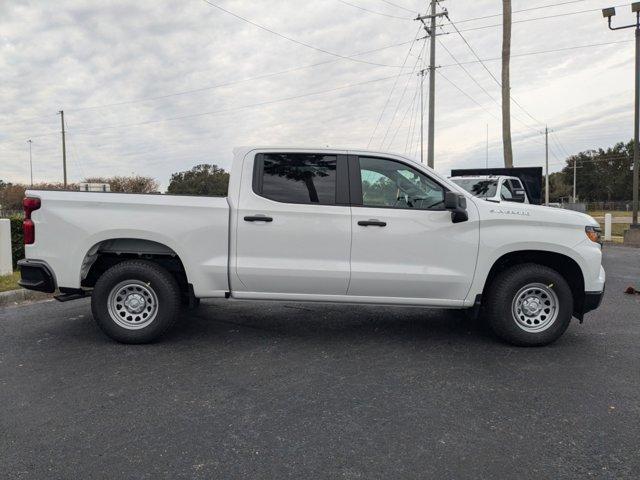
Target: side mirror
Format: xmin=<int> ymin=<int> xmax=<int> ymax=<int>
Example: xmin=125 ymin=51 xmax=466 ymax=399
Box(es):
xmin=512 ymin=188 xmax=526 ymax=203
xmin=445 ymin=191 xmax=468 ymax=223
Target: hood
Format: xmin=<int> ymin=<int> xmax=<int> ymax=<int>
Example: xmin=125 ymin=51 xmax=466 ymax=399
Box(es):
xmin=473 ymin=199 xmax=599 ymax=228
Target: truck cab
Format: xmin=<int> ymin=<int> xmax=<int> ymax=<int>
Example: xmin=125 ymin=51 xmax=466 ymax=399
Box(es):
xmin=449 ymin=175 xmax=530 ymax=204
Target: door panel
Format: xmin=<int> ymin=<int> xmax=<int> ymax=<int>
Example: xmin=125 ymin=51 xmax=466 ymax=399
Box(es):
xmin=348 ymin=155 xmax=479 ymax=301
xmin=235 ymin=152 xmax=351 ymax=295
xmin=350 ymin=207 xmax=479 ymax=300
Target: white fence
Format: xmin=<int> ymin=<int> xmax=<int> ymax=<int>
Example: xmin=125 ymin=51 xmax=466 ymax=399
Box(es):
xmin=0 ymin=219 xmax=12 ymax=275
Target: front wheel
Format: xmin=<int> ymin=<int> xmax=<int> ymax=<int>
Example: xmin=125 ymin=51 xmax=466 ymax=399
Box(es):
xmin=91 ymin=260 xmax=181 ymax=343
xmin=484 ymin=263 xmax=574 ymax=347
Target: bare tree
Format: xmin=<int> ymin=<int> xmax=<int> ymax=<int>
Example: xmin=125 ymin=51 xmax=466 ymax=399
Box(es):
xmin=502 ymin=0 xmax=514 ymax=168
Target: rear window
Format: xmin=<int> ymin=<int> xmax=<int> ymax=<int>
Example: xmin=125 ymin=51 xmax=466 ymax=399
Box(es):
xmin=451 ymin=178 xmax=498 ymax=198
xmin=255 ymin=153 xmax=337 ymax=205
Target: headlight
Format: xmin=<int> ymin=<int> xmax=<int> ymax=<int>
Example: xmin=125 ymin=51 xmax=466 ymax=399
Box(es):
xmin=585 ymin=226 xmax=602 ymax=245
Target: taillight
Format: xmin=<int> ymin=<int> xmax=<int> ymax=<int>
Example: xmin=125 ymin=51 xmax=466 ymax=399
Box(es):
xmin=23 ymin=197 xmax=41 ymax=245
xmin=23 ymin=219 xmax=35 ymax=244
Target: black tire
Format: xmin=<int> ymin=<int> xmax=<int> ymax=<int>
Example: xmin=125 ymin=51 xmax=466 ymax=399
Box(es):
xmin=483 ymin=263 xmax=573 ymax=347
xmin=91 ymin=260 xmax=181 ymax=344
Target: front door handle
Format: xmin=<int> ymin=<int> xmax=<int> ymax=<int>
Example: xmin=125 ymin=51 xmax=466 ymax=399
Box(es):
xmin=244 ymin=215 xmax=273 ymax=222
xmin=358 ymin=219 xmax=386 ymax=227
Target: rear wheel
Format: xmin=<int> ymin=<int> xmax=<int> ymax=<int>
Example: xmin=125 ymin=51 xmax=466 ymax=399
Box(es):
xmin=484 ymin=263 xmax=573 ymax=346
xmin=91 ymin=260 xmax=181 ymax=343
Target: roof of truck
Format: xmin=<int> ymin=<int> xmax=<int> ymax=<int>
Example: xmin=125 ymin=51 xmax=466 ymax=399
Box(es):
xmin=449 ymin=175 xmax=520 ymax=180
xmin=233 ymin=146 xmax=418 ymax=158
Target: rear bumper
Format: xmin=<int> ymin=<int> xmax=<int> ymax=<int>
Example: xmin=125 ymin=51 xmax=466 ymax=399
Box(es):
xmin=18 ymin=259 xmax=56 ymax=293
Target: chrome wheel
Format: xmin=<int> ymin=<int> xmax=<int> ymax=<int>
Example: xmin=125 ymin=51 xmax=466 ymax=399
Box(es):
xmin=107 ymin=280 xmax=158 ymax=330
xmin=511 ymin=283 xmax=559 ymax=333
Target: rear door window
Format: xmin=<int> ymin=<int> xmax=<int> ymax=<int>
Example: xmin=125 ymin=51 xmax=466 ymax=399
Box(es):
xmin=254 ymin=153 xmax=338 ymax=205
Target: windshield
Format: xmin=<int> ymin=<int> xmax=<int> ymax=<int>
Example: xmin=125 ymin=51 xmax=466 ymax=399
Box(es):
xmin=451 ymin=178 xmax=498 ymax=198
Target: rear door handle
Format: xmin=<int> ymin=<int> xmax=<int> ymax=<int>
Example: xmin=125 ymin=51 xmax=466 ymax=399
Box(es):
xmin=358 ymin=219 xmax=386 ymax=227
xmin=244 ymin=215 xmax=273 ymax=222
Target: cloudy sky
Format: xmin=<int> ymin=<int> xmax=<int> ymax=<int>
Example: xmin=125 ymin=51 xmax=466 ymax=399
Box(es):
xmin=0 ymin=0 xmax=635 ymax=188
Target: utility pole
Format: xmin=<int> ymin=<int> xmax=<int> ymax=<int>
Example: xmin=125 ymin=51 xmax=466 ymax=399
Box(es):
xmin=538 ymin=125 xmax=553 ymax=205
xmin=502 ymin=0 xmax=514 ymax=168
xmin=415 ymin=1 xmax=447 ymax=169
xmin=573 ymin=157 xmax=578 ymax=203
xmin=427 ymin=0 xmax=437 ymax=168
xmin=603 ymin=4 xmax=640 ymax=230
xmin=59 ymin=110 xmax=67 ymax=187
xmin=543 ymin=126 xmax=552 ymax=206
xmin=27 ymin=139 xmax=33 ymax=187
xmin=486 ymin=124 xmax=489 ymax=168
xmin=419 ymin=69 xmax=426 ymax=163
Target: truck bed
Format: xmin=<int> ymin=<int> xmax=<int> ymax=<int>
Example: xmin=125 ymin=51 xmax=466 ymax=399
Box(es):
xmin=24 ymin=190 xmax=230 ymax=298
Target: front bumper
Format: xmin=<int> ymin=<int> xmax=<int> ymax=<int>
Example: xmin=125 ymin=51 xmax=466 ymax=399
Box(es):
xmin=583 ymin=286 xmax=605 ymax=315
xmin=18 ymin=259 xmax=56 ymax=293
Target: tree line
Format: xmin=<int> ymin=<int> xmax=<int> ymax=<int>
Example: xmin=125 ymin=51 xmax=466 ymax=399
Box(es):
xmin=0 ymin=164 xmax=230 ymax=211
xmin=547 ymin=140 xmax=634 ymax=202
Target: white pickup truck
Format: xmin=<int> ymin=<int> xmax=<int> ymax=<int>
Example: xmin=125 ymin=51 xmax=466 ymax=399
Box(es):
xmin=18 ymin=147 xmax=605 ymax=346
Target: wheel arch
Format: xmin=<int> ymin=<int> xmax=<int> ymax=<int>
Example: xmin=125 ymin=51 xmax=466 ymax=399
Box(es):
xmin=80 ymin=238 xmax=191 ymax=298
xmin=481 ymin=250 xmax=586 ymax=319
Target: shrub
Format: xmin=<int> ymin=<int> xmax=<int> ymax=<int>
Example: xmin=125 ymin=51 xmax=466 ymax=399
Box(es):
xmin=9 ymin=214 xmax=23 ymax=269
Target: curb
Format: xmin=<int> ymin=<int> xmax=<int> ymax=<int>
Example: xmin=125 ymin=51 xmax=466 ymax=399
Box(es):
xmin=0 ymin=289 xmax=51 ymax=307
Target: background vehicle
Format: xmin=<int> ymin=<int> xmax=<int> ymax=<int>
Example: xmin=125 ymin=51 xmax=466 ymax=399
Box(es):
xmin=451 ymin=167 xmax=543 ymax=205
xmin=18 ymin=147 xmax=605 ymax=346
xmin=449 ymin=175 xmax=530 ymax=203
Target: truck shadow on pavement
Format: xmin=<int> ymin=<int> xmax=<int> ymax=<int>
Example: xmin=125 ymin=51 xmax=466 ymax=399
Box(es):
xmin=159 ymin=300 xmax=504 ymax=347
xmin=15 ymin=298 xmax=591 ymax=348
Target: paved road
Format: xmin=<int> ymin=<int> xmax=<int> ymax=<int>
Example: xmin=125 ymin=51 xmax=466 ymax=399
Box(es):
xmin=1 ymin=247 xmax=639 ymax=479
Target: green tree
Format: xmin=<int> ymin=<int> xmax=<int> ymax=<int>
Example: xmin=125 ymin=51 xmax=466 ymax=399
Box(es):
xmin=547 ymin=140 xmax=634 ymax=202
xmin=546 ymin=171 xmax=571 ymax=202
xmin=560 ymin=141 xmax=633 ymax=202
xmin=0 ymin=182 xmax=76 ymax=211
xmin=167 ymin=164 xmax=229 ymax=196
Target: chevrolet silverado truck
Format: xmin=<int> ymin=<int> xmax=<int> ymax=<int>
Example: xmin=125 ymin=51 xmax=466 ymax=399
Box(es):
xmin=18 ymin=147 xmax=605 ymax=346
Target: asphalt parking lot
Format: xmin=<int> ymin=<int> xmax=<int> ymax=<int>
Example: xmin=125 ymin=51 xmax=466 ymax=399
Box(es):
xmin=1 ymin=247 xmax=639 ymax=479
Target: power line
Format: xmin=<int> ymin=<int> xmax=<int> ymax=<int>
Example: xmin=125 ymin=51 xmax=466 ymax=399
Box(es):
xmin=436 ymin=69 xmax=547 ymax=149
xmin=436 ymin=70 xmax=499 ymax=122
xmin=438 ymin=40 xmax=634 ymax=68
xmin=380 ymin=41 xmax=425 ymax=148
xmin=199 ymin=0 xmax=400 ymax=68
xmin=389 ymin=77 xmax=420 ymax=150
xmin=378 ymin=0 xmax=418 ymax=15
xmin=452 ymin=0 xmax=590 ymax=25
xmin=392 ymin=76 xmax=420 ymax=152
xmin=63 ymin=117 xmax=87 ymax=180
xmin=437 ymin=36 xmax=540 ymax=134
xmin=368 ymin=28 xmax=422 ymax=147
xmin=437 ymin=38 xmax=498 ymax=104
xmin=336 ymin=0 xmax=410 ymax=19
xmin=65 ymin=71 xmax=419 ymax=136
xmin=405 ymin=77 xmax=420 ymax=154
xmin=67 ymin=39 xmax=412 ymax=113
xmin=447 ymin=17 xmax=543 ymax=127
xmin=6 ymin=38 xmax=631 ymax=130
xmin=447 ymin=3 xmax=632 ymax=34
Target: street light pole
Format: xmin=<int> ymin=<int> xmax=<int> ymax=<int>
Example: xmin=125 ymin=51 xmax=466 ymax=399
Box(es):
xmin=27 ymin=139 xmax=33 ymax=187
xmin=603 ymin=4 xmax=640 ymax=228
xmin=635 ymin=23 xmax=639 ymax=226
